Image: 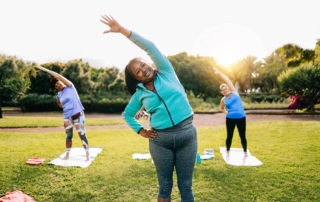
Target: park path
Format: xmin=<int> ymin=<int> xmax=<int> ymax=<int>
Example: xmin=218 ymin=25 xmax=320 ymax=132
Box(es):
xmin=1 ymin=110 xmax=320 ymax=133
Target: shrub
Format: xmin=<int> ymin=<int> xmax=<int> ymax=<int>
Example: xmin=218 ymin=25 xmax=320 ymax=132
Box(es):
xmin=20 ymin=93 xmax=59 ymax=112
xmin=20 ymin=93 xmax=130 ymax=113
xmin=91 ymin=98 xmax=129 ymax=113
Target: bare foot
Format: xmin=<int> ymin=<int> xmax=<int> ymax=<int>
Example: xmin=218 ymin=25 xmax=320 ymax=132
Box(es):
xmin=86 ymin=151 xmax=90 ymax=161
xmin=62 ymin=153 xmax=69 ymax=160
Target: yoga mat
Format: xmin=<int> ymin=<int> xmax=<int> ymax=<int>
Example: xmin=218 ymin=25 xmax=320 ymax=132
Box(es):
xmin=48 ymin=146 xmax=103 ymax=168
xmin=132 ymin=153 xmax=151 ymax=160
xmin=219 ymin=147 xmax=263 ymax=166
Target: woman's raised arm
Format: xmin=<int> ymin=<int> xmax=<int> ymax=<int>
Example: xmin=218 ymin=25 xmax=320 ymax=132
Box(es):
xmin=35 ymin=65 xmax=72 ymax=86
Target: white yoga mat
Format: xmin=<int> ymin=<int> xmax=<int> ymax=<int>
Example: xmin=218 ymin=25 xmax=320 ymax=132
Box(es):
xmin=219 ymin=147 xmax=263 ymax=166
xmin=200 ymin=155 xmax=214 ymax=160
xmin=48 ymin=146 xmax=103 ymax=168
xmin=132 ymin=153 xmax=151 ymax=160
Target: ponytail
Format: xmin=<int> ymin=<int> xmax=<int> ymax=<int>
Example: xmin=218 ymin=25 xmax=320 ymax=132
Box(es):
xmin=125 ymin=64 xmax=139 ymax=95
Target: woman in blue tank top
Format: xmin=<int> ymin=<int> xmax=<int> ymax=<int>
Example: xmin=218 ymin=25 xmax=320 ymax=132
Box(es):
xmin=213 ymin=67 xmax=248 ymax=157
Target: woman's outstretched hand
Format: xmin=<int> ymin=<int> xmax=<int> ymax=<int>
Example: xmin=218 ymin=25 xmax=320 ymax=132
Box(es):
xmin=100 ymin=14 xmax=131 ymax=37
xmin=35 ymin=65 xmax=49 ymax=73
xmin=213 ymin=67 xmax=221 ymax=75
xmin=35 ymin=65 xmax=43 ymax=70
xmin=100 ymin=14 xmax=122 ymax=34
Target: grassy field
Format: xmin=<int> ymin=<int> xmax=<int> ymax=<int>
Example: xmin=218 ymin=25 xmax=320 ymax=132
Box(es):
xmin=0 ymin=117 xmax=319 ymax=202
xmin=0 ymin=116 xmax=126 ymax=128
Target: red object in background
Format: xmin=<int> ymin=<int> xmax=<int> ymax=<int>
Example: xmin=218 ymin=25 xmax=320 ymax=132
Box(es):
xmin=0 ymin=190 xmax=36 ymax=202
xmin=287 ymin=95 xmax=307 ymax=109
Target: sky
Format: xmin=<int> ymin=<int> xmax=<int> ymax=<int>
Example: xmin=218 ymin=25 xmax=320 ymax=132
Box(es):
xmin=1 ymin=0 xmax=320 ymax=70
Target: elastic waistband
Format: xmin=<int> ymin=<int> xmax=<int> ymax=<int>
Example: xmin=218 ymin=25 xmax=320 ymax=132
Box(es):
xmin=156 ymin=115 xmax=193 ymax=132
xmin=67 ymin=111 xmax=84 ymax=120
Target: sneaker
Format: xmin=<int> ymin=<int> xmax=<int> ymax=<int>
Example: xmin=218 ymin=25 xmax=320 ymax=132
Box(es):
xmin=225 ymin=152 xmax=230 ymax=157
xmin=244 ymin=153 xmax=250 ymax=157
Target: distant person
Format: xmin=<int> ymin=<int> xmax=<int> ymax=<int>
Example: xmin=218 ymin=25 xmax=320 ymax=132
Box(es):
xmin=35 ymin=65 xmax=90 ymax=161
xmin=213 ymin=67 xmax=248 ymax=157
xmin=100 ymin=14 xmax=198 ymax=202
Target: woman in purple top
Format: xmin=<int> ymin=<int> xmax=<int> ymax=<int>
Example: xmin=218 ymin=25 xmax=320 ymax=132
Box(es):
xmin=35 ymin=65 xmax=90 ymax=161
xmin=213 ymin=67 xmax=248 ymax=157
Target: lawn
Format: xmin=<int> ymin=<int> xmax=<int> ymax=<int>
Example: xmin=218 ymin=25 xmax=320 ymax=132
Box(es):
xmin=0 ymin=116 xmax=126 ymax=128
xmin=0 ymin=118 xmax=319 ymax=202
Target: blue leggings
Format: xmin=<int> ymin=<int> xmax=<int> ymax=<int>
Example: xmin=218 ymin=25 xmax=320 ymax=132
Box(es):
xmin=150 ymin=117 xmax=197 ymax=202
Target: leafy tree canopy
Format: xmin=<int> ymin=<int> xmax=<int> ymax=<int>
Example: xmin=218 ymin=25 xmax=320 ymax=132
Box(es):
xmin=278 ymin=64 xmax=320 ymax=112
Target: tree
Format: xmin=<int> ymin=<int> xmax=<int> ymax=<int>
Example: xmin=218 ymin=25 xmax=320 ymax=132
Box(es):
xmin=270 ymin=44 xmax=314 ymax=68
xmin=168 ymin=52 xmax=219 ymax=99
xmin=278 ymin=64 xmax=320 ymax=112
xmin=300 ymin=49 xmax=315 ymax=64
xmin=251 ymin=44 xmax=316 ymax=93
xmin=0 ymin=56 xmax=33 ymax=118
xmin=28 ymin=62 xmax=64 ymax=95
xmin=230 ymin=55 xmax=256 ymax=92
xmin=95 ymin=67 xmax=120 ymax=94
xmin=108 ymin=78 xmax=127 ymax=95
xmin=90 ymin=67 xmax=104 ymax=82
xmin=0 ymin=56 xmax=19 ymax=118
xmin=10 ymin=60 xmax=34 ymax=108
xmin=62 ymin=60 xmax=94 ymax=95
xmin=314 ymin=39 xmax=320 ymax=66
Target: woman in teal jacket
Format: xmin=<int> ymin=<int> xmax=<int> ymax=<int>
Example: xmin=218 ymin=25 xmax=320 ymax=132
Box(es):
xmin=100 ymin=15 xmax=198 ymax=202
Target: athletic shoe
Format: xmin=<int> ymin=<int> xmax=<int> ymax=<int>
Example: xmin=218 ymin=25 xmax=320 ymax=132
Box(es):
xmin=244 ymin=153 xmax=250 ymax=157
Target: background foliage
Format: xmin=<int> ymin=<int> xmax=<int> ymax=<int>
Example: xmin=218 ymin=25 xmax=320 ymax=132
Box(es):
xmin=1 ymin=39 xmax=320 ymax=115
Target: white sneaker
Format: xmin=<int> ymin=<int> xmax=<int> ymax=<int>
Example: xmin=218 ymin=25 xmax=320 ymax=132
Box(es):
xmin=244 ymin=153 xmax=250 ymax=157
xmin=225 ymin=153 xmax=230 ymax=157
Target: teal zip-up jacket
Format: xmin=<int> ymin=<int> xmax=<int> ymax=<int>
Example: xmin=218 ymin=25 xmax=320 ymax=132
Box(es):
xmin=122 ymin=31 xmax=194 ymax=133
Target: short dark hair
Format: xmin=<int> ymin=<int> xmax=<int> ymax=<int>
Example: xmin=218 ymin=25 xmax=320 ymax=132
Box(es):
xmin=50 ymin=78 xmax=58 ymax=90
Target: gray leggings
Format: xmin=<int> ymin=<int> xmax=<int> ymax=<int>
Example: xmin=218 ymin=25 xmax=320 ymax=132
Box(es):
xmin=150 ymin=116 xmax=197 ymax=202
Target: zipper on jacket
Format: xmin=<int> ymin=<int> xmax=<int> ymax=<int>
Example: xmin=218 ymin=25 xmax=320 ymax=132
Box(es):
xmin=151 ymin=89 xmax=175 ymax=126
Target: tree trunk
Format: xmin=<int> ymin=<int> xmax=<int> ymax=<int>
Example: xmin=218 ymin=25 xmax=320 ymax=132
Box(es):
xmin=310 ymin=99 xmax=315 ymax=113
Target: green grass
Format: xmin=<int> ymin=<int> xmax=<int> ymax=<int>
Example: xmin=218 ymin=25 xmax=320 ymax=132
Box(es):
xmin=0 ymin=120 xmax=319 ymax=201
xmin=0 ymin=116 xmax=126 ymax=128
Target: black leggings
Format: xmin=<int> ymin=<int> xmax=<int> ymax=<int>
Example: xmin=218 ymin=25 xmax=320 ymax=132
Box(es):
xmin=226 ymin=117 xmax=247 ymax=152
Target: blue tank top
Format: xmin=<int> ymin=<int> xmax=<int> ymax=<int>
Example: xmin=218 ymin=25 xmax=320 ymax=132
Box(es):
xmin=57 ymin=85 xmax=84 ymax=118
xmin=224 ymin=93 xmax=245 ymax=119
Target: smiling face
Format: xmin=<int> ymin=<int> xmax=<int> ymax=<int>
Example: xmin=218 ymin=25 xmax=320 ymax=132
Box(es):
xmin=220 ymin=84 xmax=231 ymax=97
xmin=128 ymin=58 xmax=155 ymax=83
xmin=54 ymin=80 xmax=66 ymax=91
